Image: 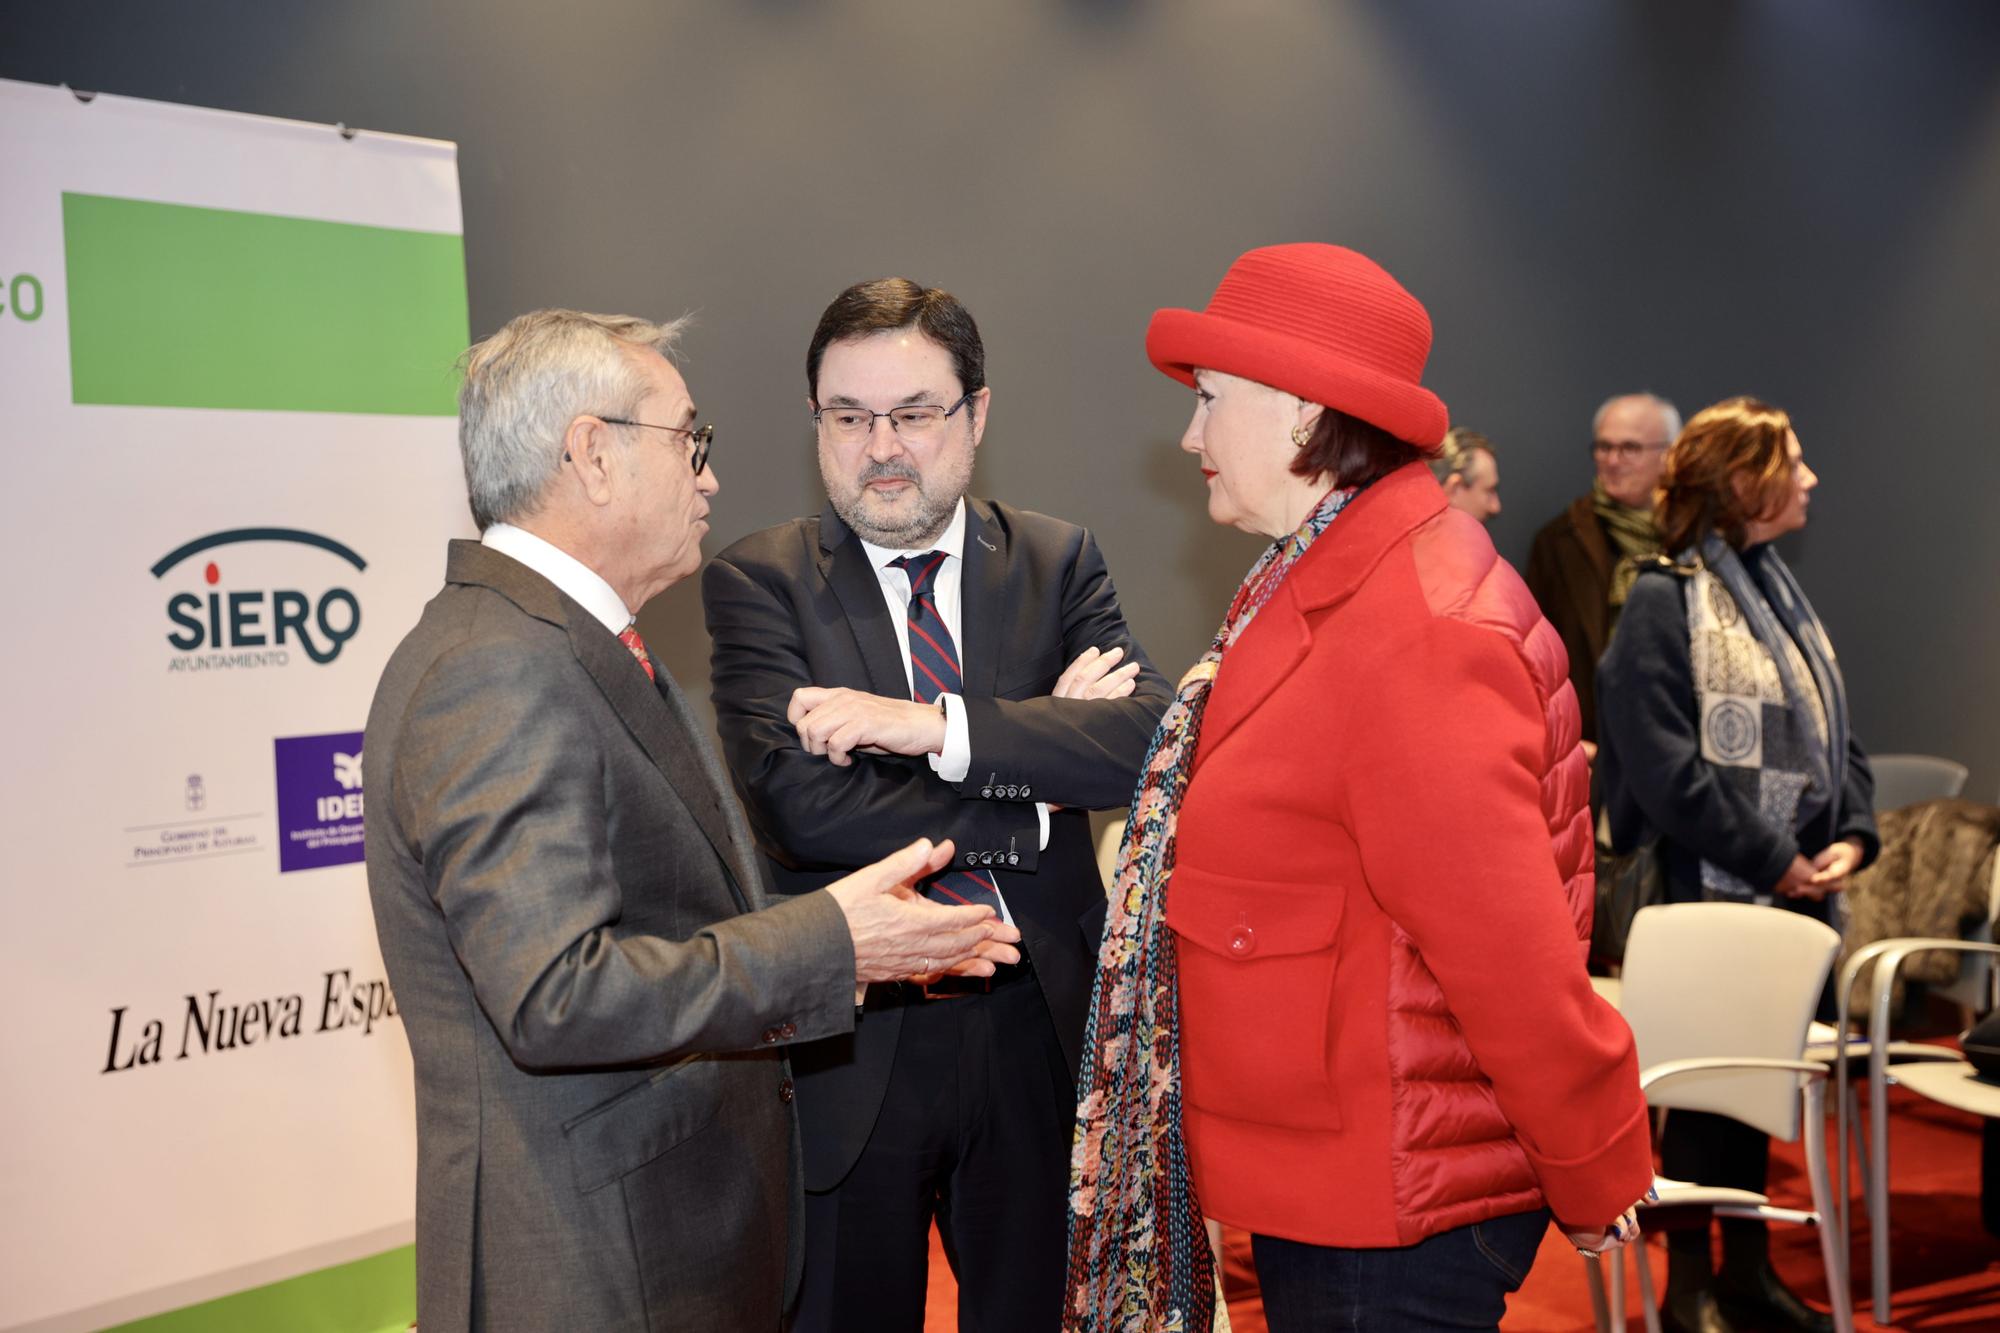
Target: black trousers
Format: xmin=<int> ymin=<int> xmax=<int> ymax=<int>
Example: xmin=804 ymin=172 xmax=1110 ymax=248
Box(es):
xmin=792 ymin=971 xmax=1075 ymax=1333
xmin=1654 ymin=959 xmax=1840 ymax=1263
xmin=1659 ymin=1109 xmax=1772 ymax=1259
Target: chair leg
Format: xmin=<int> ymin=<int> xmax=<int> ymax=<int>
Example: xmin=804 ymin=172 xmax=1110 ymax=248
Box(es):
xmin=1585 ymin=1254 xmax=1612 ymax=1332
xmin=1849 ymin=1084 xmax=1870 ymax=1199
xmin=1608 ymin=1245 xmax=1626 ymax=1333
xmin=1838 ymin=1079 xmax=1864 ymax=1246
xmin=1802 ymin=1083 xmax=1856 ymax=1333
xmin=1871 ymin=1065 xmax=1893 ymax=1324
xmin=1850 ymin=1083 xmax=1872 ymax=1298
xmin=1635 ymin=1238 xmax=1663 ymax=1333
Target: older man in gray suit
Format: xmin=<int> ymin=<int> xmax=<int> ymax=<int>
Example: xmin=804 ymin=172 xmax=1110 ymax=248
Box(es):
xmin=364 ymin=308 xmax=1020 ymax=1332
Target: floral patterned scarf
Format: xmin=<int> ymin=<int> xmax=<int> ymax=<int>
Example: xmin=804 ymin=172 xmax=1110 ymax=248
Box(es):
xmin=1063 ymin=483 xmax=1361 ymax=1333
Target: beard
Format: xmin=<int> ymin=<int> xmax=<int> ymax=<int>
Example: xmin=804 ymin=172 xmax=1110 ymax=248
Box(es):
xmin=822 ymin=450 xmax=973 ymax=549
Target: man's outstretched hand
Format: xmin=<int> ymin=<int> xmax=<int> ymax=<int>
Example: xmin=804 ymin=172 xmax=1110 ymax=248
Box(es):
xmin=826 ymin=838 xmax=1021 ymax=983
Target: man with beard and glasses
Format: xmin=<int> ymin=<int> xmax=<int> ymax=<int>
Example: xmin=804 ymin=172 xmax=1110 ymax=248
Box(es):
xmin=702 ymin=277 xmax=1171 ymax=1332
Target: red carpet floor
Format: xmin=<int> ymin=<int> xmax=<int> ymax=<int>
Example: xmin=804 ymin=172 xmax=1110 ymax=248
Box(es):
xmin=921 ymin=1081 xmax=1998 ymax=1330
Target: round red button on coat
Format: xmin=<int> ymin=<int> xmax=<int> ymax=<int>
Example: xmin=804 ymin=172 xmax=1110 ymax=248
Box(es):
xmin=1228 ymin=925 xmax=1256 ymax=957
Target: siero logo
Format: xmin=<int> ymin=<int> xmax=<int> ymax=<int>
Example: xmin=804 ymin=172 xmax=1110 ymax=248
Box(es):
xmin=275 ymin=730 xmax=367 ymax=873
xmin=152 ymin=528 xmax=365 ymax=672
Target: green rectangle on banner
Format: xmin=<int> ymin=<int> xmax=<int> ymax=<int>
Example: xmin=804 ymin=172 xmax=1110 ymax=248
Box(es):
xmin=103 ymin=1245 xmax=414 ymax=1333
xmin=63 ymin=192 xmax=468 ymax=415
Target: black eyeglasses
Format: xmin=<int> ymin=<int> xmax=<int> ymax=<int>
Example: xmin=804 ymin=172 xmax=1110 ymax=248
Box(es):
xmin=600 ymin=417 xmax=714 ymax=474
xmin=1590 ymin=438 xmax=1666 ymax=462
xmin=811 ymin=391 xmax=976 ymax=442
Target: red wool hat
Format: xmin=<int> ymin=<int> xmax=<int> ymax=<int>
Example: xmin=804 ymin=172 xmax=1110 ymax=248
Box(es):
xmin=1146 ymin=243 xmax=1450 ymax=451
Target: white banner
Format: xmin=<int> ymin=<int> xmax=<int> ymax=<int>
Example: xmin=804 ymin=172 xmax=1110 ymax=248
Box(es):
xmin=0 ymin=80 xmax=470 ymax=1332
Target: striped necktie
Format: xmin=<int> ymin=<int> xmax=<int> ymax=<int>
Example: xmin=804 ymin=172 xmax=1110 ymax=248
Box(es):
xmin=889 ymin=551 xmax=1005 ymax=915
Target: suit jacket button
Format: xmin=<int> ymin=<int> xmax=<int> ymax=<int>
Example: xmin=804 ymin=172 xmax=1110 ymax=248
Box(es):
xmin=980 ymin=786 xmax=994 ymax=799
xmin=778 ymin=1078 xmax=795 ymax=1104
xmin=1007 ymin=852 xmax=1020 ymax=866
xmin=965 ymin=851 xmax=980 ymax=867
xmin=1020 ymin=785 xmax=1031 ymax=798
xmin=761 ymin=1027 xmax=781 ymax=1044
xmin=1002 ymin=785 xmax=1017 ymax=799
xmin=1228 ymin=925 xmax=1257 ymax=957
xmin=781 ymin=1022 xmax=797 ymax=1038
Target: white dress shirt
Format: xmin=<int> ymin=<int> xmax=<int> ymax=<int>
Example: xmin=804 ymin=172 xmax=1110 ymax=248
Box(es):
xmin=856 ymin=499 xmax=1050 ymax=858
xmin=481 ymin=523 xmax=632 ymax=634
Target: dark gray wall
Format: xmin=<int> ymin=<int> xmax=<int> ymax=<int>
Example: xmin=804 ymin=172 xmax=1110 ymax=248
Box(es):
xmin=9 ymin=1 xmax=1999 ymax=793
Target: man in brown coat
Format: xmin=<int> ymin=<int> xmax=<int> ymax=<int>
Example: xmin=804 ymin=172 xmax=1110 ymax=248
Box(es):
xmin=1525 ymin=392 xmax=1680 ymax=748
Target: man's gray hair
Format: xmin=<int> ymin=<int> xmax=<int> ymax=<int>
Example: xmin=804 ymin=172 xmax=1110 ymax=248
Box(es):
xmin=458 ymin=309 xmax=689 ymax=530
xmin=1591 ymin=392 xmax=1683 ymax=443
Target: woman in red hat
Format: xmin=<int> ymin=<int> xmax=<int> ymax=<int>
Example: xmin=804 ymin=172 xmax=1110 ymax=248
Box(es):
xmin=1064 ymin=244 xmax=1654 ymax=1332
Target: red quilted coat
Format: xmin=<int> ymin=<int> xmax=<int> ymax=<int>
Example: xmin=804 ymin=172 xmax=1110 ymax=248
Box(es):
xmin=1168 ymin=462 xmax=1652 ymax=1246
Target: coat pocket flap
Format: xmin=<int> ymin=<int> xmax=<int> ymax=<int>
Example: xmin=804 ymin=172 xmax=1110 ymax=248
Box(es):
xmin=563 ymin=1054 xmax=722 ymax=1194
xmin=1165 ymin=866 xmax=1345 ymax=960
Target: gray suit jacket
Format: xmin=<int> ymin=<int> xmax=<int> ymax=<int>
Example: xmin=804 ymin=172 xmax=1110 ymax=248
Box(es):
xmin=365 ymin=540 xmax=855 ymax=1332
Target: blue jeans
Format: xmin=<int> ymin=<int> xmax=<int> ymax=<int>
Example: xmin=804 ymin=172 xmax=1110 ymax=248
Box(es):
xmin=1252 ymin=1208 xmax=1551 ymax=1331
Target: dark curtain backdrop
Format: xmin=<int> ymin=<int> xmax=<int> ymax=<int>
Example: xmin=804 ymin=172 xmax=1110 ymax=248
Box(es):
xmin=9 ymin=0 xmax=1998 ymax=793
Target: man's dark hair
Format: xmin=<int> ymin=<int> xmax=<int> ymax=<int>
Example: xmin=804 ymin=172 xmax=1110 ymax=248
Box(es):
xmin=806 ymin=278 xmax=986 ymax=403
xmin=1293 ymin=407 xmax=1424 ymax=490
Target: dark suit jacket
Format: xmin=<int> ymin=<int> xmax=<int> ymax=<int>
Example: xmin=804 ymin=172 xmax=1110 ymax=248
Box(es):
xmin=702 ymin=498 xmax=1171 ymax=1190
xmin=365 ymin=540 xmax=856 ymax=1333
xmin=1524 ymin=495 xmax=1615 ymax=744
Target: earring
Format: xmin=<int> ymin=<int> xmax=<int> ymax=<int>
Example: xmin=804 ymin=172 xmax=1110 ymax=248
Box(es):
xmin=1291 ymin=425 xmax=1311 ymax=448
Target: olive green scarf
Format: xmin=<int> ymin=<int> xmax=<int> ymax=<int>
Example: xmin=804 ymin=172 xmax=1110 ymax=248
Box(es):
xmin=1590 ymin=478 xmax=1662 ymax=627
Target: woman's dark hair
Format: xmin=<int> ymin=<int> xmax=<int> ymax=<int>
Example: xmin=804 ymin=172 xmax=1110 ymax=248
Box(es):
xmin=1293 ymin=407 xmax=1424 ymax=489
xmin=1656 ymin=396 xmax=1796 ymax=553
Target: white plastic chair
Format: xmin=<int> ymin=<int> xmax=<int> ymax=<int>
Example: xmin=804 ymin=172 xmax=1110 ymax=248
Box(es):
xmin=1832 ymin=848 xmax=2000 ymax=1269
xmin=1587 ymin=902 xmax=1853 ymax=1333
xmin=1835 ymin=936 xmax=2000 ymax=1325
xmin=1868 ymin=753 xmax=1969 ymax=812
xmin=1829 ymin=940 xmax=1980 ymax=1239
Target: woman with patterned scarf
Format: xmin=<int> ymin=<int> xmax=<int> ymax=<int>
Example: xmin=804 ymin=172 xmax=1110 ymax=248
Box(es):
xmin=1597 ymin=397 xmax=1879 ymax=1333
xmin=1062 ymin=244 xmax=1654 ymax=1332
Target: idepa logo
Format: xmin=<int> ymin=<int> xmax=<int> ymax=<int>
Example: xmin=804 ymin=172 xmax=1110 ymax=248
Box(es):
xmin=151 ymin=528 xmax=364 ymax=672
xmin=275 ymin=731 xmax=366 ymax=873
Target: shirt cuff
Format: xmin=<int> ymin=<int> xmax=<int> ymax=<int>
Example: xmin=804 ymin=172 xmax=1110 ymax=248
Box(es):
xmin=1036 ymin=802 xmax=1050 ymax=850
xmin=927 ymin=693 xmax=970 ymax=783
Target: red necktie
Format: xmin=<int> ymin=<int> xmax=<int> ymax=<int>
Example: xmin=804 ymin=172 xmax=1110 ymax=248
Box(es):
xmin=619 ymin=624 xmax=655 ymax=682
